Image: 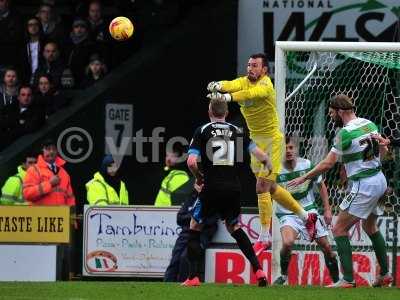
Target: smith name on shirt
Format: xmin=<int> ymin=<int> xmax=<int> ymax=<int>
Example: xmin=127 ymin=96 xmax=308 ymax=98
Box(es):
xmin=210 ymin=123 xmax=235 ymax=138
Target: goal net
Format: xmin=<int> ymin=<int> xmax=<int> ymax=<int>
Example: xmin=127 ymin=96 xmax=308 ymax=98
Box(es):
xmin=272 ymin=42 xmax=400 ymax=286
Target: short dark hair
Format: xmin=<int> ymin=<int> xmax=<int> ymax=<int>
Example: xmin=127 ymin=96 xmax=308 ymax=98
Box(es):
xmin=285 ymin=135 xmax=296 ymax=145
xmin=250 ymin=53 xmax=268 ymax=67
xmin=89 ymin=0 xmax=102 ymax=8
xmin=2 ymin=66 xmax=18 ymax=81
xmin=18 ymin=84 xmax=32 ymax=95
xmin=37 ymin=73 xmax=53 ymax=83
xmin=210 ymin=99 xmax=228 ymax=118
xmin=329 ymin=94 xmax=355 ymax=110
xmin=170 ymin=142 xmax=185 ymax=157
xmin=21 ymin=149 xmax=38 ymax=164
xmin=41 ymin=138 xmax=56 ymax=149
xmin=44 ymin=41 xmax=59 ymax=51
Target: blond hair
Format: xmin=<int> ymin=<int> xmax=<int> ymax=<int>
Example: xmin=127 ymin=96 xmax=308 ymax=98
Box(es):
xmin=209 ymin=99 xmax=228 ymax=118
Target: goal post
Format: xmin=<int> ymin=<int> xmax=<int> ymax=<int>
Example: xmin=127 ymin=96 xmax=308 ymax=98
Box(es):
xmin=272 ymin=41 xmax=400 ymax=285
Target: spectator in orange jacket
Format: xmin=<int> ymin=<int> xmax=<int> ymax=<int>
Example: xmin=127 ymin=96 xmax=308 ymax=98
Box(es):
xmin=23 ymin=139 xmax=75 ymax=206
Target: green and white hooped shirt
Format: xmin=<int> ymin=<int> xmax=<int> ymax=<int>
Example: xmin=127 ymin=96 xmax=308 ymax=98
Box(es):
xmin=331 ymin=117 xmax=381 ymax=181
xmin=276 ymin=158 xmax=321 ymax=217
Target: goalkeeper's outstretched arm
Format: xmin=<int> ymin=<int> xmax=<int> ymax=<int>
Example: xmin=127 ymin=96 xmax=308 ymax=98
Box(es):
xmin=207 ymin=78 xmax=244 ymax=94
xmin=230 ymin=84 xmax=272 ymax=102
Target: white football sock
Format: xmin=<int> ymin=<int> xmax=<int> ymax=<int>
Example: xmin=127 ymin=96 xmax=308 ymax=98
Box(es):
xmin=258 ymin=226 xmax=271 ymax=242
xmin=299 ymin=210 xmax=308 ymax=222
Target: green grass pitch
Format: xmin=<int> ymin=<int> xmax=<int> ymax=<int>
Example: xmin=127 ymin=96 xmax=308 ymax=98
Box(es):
xmin=0 ymin=282 xmax=398 ymax=300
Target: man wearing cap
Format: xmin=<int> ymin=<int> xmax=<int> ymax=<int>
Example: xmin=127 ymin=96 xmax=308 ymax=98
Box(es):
xmin=86 ymin=155 xmax=129 ymax=206
xmin=23 ymin=139 xmax=75 ymax=206
xmin=154 ymin=145 xmax=192 ymax=207
xmin=81 ymin=53 xmax=107 ymax=88
xmin=289 ymin=94 xmax=392 ymax=288
xmin=65 ymin=17 xmax=95 ymax=85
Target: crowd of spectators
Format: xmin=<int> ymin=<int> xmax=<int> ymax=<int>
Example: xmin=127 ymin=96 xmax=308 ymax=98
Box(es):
xmin=0 ymin=0 xmax=187 ymax=151
xmin=0 ymin=0 xmax=108 ymax=150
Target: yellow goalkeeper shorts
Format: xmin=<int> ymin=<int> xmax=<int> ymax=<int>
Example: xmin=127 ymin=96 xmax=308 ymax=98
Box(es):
xmin=250 ymin=131 xmax=284 ymax=181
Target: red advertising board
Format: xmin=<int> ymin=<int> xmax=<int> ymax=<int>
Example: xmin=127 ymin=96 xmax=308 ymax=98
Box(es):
xmin=205 ymin=249 xmax=399 ymax=287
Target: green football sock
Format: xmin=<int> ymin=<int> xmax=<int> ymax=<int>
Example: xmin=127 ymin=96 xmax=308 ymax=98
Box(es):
xmin=334 ymin=236 xmax=353 ymax=282
xmin=368 ymin=231 xmax=388 ymax=275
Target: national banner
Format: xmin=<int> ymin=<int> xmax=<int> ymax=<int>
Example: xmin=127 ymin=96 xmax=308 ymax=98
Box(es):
xmin=238 ymin=0 xmax=399 ymax=74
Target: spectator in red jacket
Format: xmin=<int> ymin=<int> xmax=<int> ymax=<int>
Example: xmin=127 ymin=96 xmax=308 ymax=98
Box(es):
xmin=23 ymin=138 xmax=76 ymax=206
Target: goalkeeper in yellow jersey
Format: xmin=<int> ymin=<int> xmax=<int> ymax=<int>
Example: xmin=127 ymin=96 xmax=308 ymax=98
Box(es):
xmin=206 ymin=53 xmax=317 ymax=255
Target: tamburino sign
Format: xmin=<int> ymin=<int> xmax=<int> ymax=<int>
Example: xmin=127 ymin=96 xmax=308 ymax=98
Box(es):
xmin=83 ymin=206 xmax=180 ymax=277
xmin=0 ymin=206 xmax=70 ymax=243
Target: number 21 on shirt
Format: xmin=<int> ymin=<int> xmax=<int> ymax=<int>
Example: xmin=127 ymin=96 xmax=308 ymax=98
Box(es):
xmin=211 ymin=139 xmax=234 ymax=166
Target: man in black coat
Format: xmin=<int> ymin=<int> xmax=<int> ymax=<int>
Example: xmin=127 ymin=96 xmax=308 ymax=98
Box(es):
xmin=164 ymin=184 xmax=218 ymax=282
xmin=0 ymin=0 xmax=23 ymax=70
xmin=0 ymin=85 xmax=45 ymax=151
xmin=33 ymin=42 xmax=66 ymax=89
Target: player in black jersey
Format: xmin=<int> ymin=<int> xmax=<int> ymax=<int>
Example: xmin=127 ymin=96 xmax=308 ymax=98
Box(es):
xmin=181 ymin=99 xmax=272 ymax=287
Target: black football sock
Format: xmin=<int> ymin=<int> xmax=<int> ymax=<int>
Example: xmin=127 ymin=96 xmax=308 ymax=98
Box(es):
xmin=187 ymin=229 xmax=201 ymax=279
xmin=324 ymin=254 xmax=339 ymax=283
xmin=280 ymin=249 xmax=291 ymax=276
xmin=231 ymin=228 xmax=261 ymax=273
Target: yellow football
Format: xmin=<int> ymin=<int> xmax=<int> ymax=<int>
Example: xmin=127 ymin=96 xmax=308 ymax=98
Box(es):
xmin=109 ymin=16 xmax=134 ymax=41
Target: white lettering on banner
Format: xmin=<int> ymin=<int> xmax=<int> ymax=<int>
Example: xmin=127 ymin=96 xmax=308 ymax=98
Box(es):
xmin=205 ymin=249 xmax=272 ymax=284
xmin=83 ymin=206 xmax=180 ymax=277
xmin=205 ymin=248 xmax=400 ymax=287
xmin=238 ymin=0 xmax=399 ymax=75
xmin=263 ymin=1 xmax=333 ymax=9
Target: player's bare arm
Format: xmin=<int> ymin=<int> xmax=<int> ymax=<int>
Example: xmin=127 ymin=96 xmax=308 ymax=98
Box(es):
xmin=187 ymin=154 xmax=203 ymax=186
xmin=288 ymin=151 xmax=338 ymax=187
xmin=319 ymin=180 xmax=332 ymax=226
xmin=371 ymin=133 xmax=390 ymax=157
